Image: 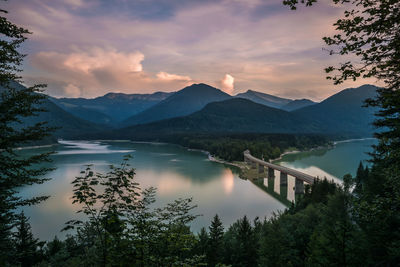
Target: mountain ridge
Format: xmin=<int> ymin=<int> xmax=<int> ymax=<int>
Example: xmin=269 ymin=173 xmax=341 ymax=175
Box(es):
xmin=293 ymin=84 xmax=378 ymax=136
xmin=120 ymin=83 xmax=232 ymax=127
xmin=235 ymin=89 xmax=292 ymax=109
xmin=51 ymin=91 xmax=173 ymax=124
xmin=0 ymin=81 xmax=107 ymax=140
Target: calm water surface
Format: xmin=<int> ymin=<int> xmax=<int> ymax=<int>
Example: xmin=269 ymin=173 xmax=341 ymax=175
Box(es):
xmin=276 ymin=138 xmax=376 ymax=181
xmin=19 ymin=139 xmax=375 ymax=240
xmin=19 ymin=141 xmax=284 ymax=240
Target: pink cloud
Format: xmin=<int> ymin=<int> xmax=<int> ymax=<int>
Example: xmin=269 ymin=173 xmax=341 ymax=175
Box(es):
xmin=7 ymin=0 xmax=377 ymax=99
xmin=61 ymin=48 xmax=144 ymax=74
xmin=221 ymin=74 xmax=234 ymax=95
xmin=30 ymin=47 xmax=196 ymax=97
xmin=156 ymin=71 xmax=191 ymax=81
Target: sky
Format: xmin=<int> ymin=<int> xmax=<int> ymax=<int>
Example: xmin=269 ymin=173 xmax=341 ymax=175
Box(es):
xmin=5 ymin=0 xmax=378 ymax=100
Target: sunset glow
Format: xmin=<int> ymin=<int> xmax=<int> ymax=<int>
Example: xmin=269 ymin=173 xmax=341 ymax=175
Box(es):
xmin=6 ymin=0 xmax=377 ymax=99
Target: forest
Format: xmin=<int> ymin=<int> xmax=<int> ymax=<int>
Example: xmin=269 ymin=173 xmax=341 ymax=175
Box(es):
xmin=3 ymin=164 xmax=395 ymax=266
xmin=158 ymin=133 xmax=330 ymax=162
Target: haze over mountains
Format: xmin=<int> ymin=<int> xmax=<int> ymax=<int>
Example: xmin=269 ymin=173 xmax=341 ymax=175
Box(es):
xmin=4 ymin=81 xmax=379 ymax=141
xmin=116 ymin=85 xmax=377 ymax=139
xmin=115 ymin=98 xmax=320 ymax=140
xmin=50 ymin=83 xmax=317 ymax=127
xmin=50 ymin=91 xmax=173 ymax=125
xmin=236 ymin=90 xmax=315 ymax=111
xmin=236 ymin=90 xmax=292 ymax=108
xmin=282 ymin=99 xmax=316 ymax=111
xmin=0 ymin=81 xmax=105 ymax=140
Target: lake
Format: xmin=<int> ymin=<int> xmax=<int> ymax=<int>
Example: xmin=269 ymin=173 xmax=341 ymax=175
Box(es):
xmin=18 ymin=138 xmax=375 ymax=240
xmin=276 ymin=138 xmax=376 ymax=180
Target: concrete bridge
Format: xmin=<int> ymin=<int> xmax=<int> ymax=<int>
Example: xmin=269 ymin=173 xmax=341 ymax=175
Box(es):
xmin=243 ymin=150 xmax=316 ymax=195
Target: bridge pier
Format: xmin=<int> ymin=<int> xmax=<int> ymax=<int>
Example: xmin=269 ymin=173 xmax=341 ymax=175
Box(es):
xmin=268 ymin=167 xmax=275 ymax=178
xmin=295 ymin=178 xmax=305 ymax=194
xmin=258 ymin=164 xmax=264 ymax=174
xmin=244 ymin=151 xmax=316 ymax=199
xmin=280 ymin=172 xmax=288 ymax=185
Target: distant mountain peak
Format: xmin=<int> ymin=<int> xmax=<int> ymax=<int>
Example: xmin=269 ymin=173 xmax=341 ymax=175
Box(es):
xmin=235 ymin=89 xmax=292 ymax=108
xmin=120 ymin=83 xmax=231 ymax=127
xmin=180 ymin=83 xmax=222 ymax=92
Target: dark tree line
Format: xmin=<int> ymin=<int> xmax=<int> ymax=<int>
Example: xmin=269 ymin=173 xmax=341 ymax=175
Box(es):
xmin=163 ymin=133 xmax=329 ymax=162
xmin=0 ymin=4 xmax=54 ymax=265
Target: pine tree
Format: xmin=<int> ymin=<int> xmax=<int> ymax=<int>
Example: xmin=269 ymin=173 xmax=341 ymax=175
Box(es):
xmin=284 ymin=0 xmax=400 ymax=264
xmin=207 ymin=214 xmax=224 ymax=266
xmin=307 ymin=176 xmax=365 ymax=266
xmin=13 ymin=212 xmax=44 ymax=267
xmin=354 ymin=162 xmax=366 ymax=195
xmin=0 ymin=4 xmax=53 ymax=265
xmin=236 ymin=216 xmax=258 ymax=267
xmin=196 ymin=227 xmax=209 ymax=258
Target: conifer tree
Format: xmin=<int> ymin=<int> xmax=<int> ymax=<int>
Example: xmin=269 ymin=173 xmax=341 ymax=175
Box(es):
xmin=207 ymin=214 xmax=224 ymax=266
xmin=13 ymin=212 xmax=44 ymax=267
xmin=235 ymin=216 xmax=258 ymax=266
xmin=284 ymin=0 xmax=400 ymax=263
xmin=0 ymin=3 xmax=53 ymax=264
xmin=196 ymin=227 xmax=209 ymax=258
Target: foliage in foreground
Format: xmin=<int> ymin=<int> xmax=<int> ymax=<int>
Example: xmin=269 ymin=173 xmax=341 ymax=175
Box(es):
xmin=0 ymin=6 xmax=54 ymax=265
xmin=4 ymin=159 xmax=398 ymax=266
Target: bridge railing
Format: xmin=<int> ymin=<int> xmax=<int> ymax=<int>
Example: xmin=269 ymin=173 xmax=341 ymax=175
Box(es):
xmin=243 ymin=150 xmax=316 ymax=184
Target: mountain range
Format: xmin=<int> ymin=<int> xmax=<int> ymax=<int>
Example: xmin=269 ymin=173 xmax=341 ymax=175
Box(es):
xmin=235 ymin=90 xmax=315 ymax=111
xmin=293 ymin=84 xmax=378 ymax=136
xmin=0 ymin=81 xmax=106 ymax=139
xmin=114 ymin=98 xmax=320 ymax=140
xmin=3 ymin=81 xmax=379 ymax=141
xmin=49 ymin=84 xmax=317 ymax=127
xmin=50 ymin=91 xmax=173 ymax=125
xmin=120 ymin=83 xmax=232 ymax=126
xmin=114 ymin=84 xmax=377 ymax=140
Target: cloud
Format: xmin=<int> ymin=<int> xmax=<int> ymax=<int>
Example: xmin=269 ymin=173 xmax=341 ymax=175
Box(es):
xmin=59 ymin=48 xmax=144 ymax=74
xmin=30 ymin=47 xmax=195 ymax=97
xmin=63 ymin=0 xmax=85 ymax=7
xmin=156 ymin=71 xmax=191 ymax=81
xmin=8 ymin=0 xmax=376 ymax=99
xmin=221 ymin=74 xmax=234 ymax=95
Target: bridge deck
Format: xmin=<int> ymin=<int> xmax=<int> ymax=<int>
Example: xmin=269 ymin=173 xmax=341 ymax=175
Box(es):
xmin=244 ymin=151 xmax=315 ymax=184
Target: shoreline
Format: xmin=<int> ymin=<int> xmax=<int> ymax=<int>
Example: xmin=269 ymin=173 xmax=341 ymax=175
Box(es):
xmin=207 ymin=154 xmax=245 ymax=170
xmin=186 ymin=147 xmax=245 ymax=170
xmin=17 ymin=138 xmax=372 ymax=171
xmin=271 ymin=137 xmax=374 ymax=163
xmin=271 ymin=144 xmax=333 ymax=163
xmin=270 ymin=149 xmax=301 ymax=162
xmin=333 ymin=137 xmax=376 ymax=145
xmin=14 ymin=143 xmax=58 ymax=150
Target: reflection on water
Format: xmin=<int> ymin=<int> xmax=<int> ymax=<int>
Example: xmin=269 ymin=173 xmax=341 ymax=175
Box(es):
xmin=249 ymin=139 xmax=376 ymax=206
xmin=57 ymin=140 xmax=134 ymax=155
xmin=17 ymin=139 xmax=375 ymax=240
xmin=222 ymin=169 xmax=234 ymax=194
xmin=18 ymin=141 xmax=285 ymax=240
xmin=276 ymin=139 xmax=376 ymax=180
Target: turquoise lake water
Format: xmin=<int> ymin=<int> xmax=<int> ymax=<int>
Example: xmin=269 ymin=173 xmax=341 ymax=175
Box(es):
xmin=18 ymin=138 xmax=375 ymax=240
